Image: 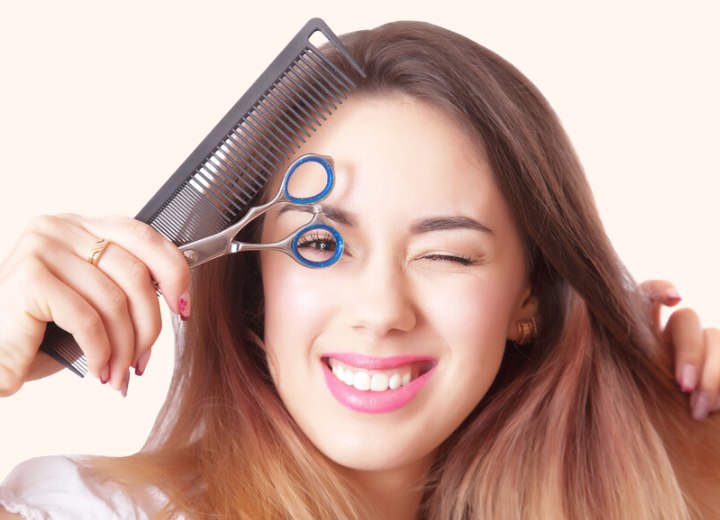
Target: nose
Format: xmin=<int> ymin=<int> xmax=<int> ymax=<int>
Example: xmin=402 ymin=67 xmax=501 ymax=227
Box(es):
xmin=346 ymin=253 xmax=417 ymax=337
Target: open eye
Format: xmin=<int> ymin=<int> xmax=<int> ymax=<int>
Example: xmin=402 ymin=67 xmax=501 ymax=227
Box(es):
xmin=295 ymin=229 xmax=339 ymax=262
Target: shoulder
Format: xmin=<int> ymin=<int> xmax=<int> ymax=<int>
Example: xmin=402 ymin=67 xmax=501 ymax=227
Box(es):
xmin=0 ymin=456 xmax=166 ymax=520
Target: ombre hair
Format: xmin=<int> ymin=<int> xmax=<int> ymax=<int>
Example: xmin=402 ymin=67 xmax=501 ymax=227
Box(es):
xmin=90 ymin=21 xmax=720 ymax=519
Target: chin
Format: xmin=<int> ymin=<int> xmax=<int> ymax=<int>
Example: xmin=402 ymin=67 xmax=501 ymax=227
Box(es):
xmin=309 ymin=425 xmax=441 ymax=478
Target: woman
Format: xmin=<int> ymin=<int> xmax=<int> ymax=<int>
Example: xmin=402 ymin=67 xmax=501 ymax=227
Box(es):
xmin=1 ymin=21 xmax=719 ymax=519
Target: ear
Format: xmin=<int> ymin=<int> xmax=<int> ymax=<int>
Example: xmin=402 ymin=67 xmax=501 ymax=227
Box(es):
xmin=506 ymin=284 xmax=539 ymax=342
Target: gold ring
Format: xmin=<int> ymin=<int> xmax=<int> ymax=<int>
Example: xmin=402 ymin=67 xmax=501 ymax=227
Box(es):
xmin=88 ymin=238 xmax=111 ymax=266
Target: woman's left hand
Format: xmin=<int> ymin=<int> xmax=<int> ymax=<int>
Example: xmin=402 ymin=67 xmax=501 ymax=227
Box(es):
xmin=642 ymin=280 xmax=720 ymax=421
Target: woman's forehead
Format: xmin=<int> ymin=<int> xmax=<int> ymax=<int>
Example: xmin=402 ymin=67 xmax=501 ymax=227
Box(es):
xmin=286 ymin=94 xmax=504 ymax=219
xmin=304 ymin=93 xmax=482 ymax=162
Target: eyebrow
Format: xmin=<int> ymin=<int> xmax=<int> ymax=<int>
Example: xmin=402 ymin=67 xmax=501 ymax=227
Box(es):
xmin=409 ymin=215 xmax=493 ymax=235
xmin=278 ymin=204 xmax=359 ymax=226
xmin=279 ymin=205 xmax=493 ymax=234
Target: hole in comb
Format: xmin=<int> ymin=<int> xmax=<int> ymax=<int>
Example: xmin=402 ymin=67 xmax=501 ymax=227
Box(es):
xmin=309 ymin=29 xmax=330 ymax=50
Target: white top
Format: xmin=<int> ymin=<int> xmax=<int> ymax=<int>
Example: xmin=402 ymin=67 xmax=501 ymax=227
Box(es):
xmin=0 ymin=456 xmax=167 ymax=519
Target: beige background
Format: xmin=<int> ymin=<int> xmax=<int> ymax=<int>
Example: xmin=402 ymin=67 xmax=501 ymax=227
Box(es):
xmin=0 ymin=1 xmax=717 ymax=477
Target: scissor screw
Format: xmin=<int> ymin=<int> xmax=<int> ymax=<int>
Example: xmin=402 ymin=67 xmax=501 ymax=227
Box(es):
xmin=183 ymin=250 xmax=198 ymax=264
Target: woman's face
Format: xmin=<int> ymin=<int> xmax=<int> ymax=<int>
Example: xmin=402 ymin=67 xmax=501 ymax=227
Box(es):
xmin=260 ymin=94 xmax=534 ymax=479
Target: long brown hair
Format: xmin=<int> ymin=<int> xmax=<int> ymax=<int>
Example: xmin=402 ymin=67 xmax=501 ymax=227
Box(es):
xmin=91 ymin=21 xmax=720 ymax=519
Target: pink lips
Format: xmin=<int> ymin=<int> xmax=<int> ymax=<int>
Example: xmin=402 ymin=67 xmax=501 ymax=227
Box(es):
xmin=322 ymin=353 xmax=437 ymax=413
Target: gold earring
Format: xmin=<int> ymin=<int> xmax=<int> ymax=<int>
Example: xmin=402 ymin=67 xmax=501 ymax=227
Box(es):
xmin=516 ymin=316 xmax=538 ymax=346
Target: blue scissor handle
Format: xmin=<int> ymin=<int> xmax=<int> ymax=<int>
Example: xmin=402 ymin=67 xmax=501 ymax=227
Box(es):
xmin=291 ymin=222 xmax=345 ymax=268
xmin=280 ymin=154 xmax=334 ymax=205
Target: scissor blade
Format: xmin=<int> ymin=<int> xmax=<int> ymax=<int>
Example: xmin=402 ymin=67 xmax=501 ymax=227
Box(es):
xmin=179 ymin=233 xmax=235 ymax=269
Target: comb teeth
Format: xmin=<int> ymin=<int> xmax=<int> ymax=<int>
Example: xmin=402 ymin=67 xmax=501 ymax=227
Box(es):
xmin=41 ymin=323 xmax=89 ymax=376
xmin=40 ymin=19 xmax=366 ymax=377
xmin=146 ymin=40 xmax=360 ymax=246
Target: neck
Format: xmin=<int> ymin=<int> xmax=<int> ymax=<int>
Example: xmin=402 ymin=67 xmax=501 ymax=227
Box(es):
xmin=337 ymin=453 xmax=433 ymax=520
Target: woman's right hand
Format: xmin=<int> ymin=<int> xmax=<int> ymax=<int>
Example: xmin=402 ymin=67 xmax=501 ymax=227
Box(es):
xmin=0 ymin=214 xmax=190 ymax=397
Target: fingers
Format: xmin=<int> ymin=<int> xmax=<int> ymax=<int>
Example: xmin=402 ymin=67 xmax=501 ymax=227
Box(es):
xmin=664 ymin=304 xmax=720 ymax=421
xmin=32 ymin=235 xmax=142 ymax=389
xmin=0 ymin=258 xmax=111 ymax=396
xmin=64 ymin=224 xmax=163 ymax=378
xmin=640 ymin=279 xmax=682 ymax=334
xmin=690 ymin=328 xmax=720 ymax=421
xmin=666 ymin=308 xmax=703 ymax=393
xmin=63 ymin=214 xmax=191 ymax=318
xmin=92 ymin=244 xmax=162 ymax=375
xmin=52 ymin=215 xmax=190 ymax=388
xmin=1 ymin=214 xmax=191 ymax=396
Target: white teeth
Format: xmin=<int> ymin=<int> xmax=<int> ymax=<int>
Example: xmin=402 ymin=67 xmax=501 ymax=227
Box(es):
xmin=329 ymin=359 xmax=415 ymax=392
xmin=370 ymin=372 xmax=389 ymax=392
xmin=341 ymin=367 xmax=354 ymax=386
xmin=388 ymin=373 xmax=401 ymax=390
xmin=353 ymin=371 xmax=371 ymax=391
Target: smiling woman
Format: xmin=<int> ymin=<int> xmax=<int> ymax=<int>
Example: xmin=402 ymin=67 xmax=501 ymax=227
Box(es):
xmin=261 ymin=95 xmax=533 ymax=480
xmin=1 ymin=20 xmax=719 ymax=520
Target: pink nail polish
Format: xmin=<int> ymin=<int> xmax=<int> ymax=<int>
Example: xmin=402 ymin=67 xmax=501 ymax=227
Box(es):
xmin=691 ymin=391 xmax=713 ymax=421
xmin=121 ymin=371 xmax=130 ymax=398
xmin=179 ymin=293 xmax=191 ymax=321
xmin=679 ymin=363 xmax=698 ymax=393
xmin=134 ymin=349 xmax=151 ymax=376
xmin=100 ymin=365 xmax=110 ymax=385
xmin=664 ymin=288 xmax=682 ymax=305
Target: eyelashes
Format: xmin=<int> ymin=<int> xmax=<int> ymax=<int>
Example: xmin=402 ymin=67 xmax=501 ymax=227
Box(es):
xmin=419 ymin=253 xmax=478 ymax=266
xmin=295 ymin=230 xmax=340 ymax=262
xmin=295 ymin=231 xmax=482 ymax=267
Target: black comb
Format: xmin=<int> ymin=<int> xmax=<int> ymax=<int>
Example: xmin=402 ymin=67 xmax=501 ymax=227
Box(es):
xmin=40 ymin=18 xmax=364 ymax=377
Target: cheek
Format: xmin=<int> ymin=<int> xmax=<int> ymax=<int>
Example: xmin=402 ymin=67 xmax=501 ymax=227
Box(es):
xmin=261 ymin=252 xmax=329 ymax=365
xmin=420 ymin=273 xmax=520 ymax=346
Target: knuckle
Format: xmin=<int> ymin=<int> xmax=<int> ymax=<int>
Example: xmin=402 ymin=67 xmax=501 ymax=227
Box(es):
xmin=75 ymin=308 xmax=106 ymax=343
xmin=0 ymin=376 xmax=23 ymax=397
xmin=123 ymin=256 xmax=152 ymax=286
xmin=17 ymin=232 xmax=54 ymax=259
xmin=130 ymin=219 xmax=162 ymax=247
xmin=73 ymin=315 xmax=110 ymax=368
xmin=670 ymin=307 xmax=699 ymax=322
xmin=700 ymin=375 xmax=720 ymax=395
xmin=160 ymin=265 xmax=189 ymax=300
xmin=25 ymin=214 xmax=79 ymax=239
xmin=0 ymin=364 xmax=25 ymax=397
xmin=103 ymin=286 xmax=129 ymax=314
xmin=136 ymin=337 xmax=157 ymax=362
xmin=667 ymin=307 xmax=702 ymax=333
xmin=14 ymin=257 xmax=52 ymax=289
xmin=140 ymin=315 xmax=162 ymax=351
xmin=149 ymin=323 xmax=162 ymax=346
xmin=17 ymin=255 xmax=45 ymax=278
xmin=24 ymin=214 xmax=57 ymax=233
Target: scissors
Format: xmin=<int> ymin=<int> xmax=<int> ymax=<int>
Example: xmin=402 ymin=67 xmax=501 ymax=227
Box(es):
xmin=179 ymin=153 xmax=344 ymax=269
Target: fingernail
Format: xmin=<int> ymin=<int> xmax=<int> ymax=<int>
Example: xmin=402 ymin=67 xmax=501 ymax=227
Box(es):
xmin=691 ymin=391 xmax=714 ymax=421
xmin=121 ymin=371 xmax=130 ymax=398
xmin=664 ymin=287 xmax=682 ymax=304
xmin=134 ymin=349 xmax=151 ymax=376
xmin=679 ymin=363 xmax=698 ymax=393
xmin=178 ymin=293 xmax=191 ymax=321
xmin=100 ymin=365 xmax=110 ymax=385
